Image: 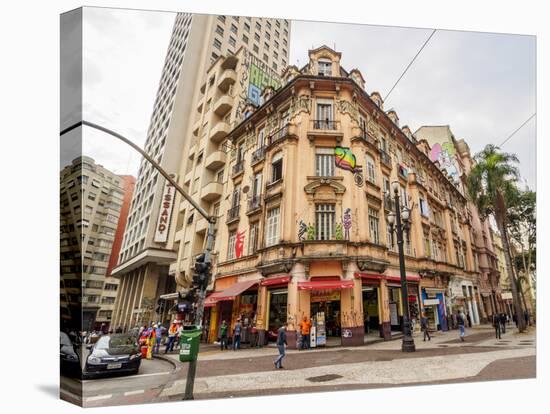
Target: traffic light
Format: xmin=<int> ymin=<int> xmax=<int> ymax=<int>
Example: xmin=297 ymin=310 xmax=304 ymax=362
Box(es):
xmin=192 ymin=252 xmax=211 ymax=290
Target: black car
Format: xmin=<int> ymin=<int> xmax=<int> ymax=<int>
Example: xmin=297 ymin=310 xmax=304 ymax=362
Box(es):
xmin=60 ymin=331 xmax=81 ymax=377
xmin=84 ymin=334 xmax=141 ymax=378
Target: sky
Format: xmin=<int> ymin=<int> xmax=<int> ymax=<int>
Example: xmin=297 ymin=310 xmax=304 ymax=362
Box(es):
xmin=62 ymin=7 xmax=536 ymax=190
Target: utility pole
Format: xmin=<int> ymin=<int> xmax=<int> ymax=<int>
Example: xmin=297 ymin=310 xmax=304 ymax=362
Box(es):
xmin=61 ymin=120 xmax=216 ymax=400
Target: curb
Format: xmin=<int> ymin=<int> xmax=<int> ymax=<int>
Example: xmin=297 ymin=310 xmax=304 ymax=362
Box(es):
xmin=152 ymin=354 xmax=180 ymax=372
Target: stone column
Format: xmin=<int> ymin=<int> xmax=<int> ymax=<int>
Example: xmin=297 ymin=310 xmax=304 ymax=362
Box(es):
xmin=255 ymin=284 xmax=268 ymax=347
xmin=208 ymin=304 xmax=219 ymax=343
xmin=286 ymin=263 xmax=307 ymax=349
xmin=340 ymin=262 xmax=364 ymax=346
xmin=379 ymin=278 xmax=391 ymax=340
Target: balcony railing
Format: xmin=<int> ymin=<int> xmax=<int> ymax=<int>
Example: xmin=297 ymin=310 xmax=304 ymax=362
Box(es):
xmin=232 ymin=161 xmax=244 ymax=176
xmin=251 ymin=146 xmax=266 ymax=164
xmin=359 ymin=127 xmax=378 ymax=147
xmin=226 ymin=205 xmax=240 ymax=223
xmin=247 ymin=195 xmax=262 ymax=212
xmin=379 ymin=149 xmax=391 ymax=167
xmin=312 ymin=119 xmax=338 ymax=130
xmin=267 ymin=124 xmax=289 ymax=146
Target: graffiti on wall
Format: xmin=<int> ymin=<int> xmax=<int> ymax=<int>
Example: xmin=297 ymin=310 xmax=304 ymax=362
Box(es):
xmin=334 ymin=146 xmax=364 ymax=187
xmin=298 ymin=220 xmax=307 ymax=241
xmin=429 ymin=142 xmax=461 ymax=183
xmin=343 ymin=208 xmax=352 ymax=240
xmin=235 ymin=230 xmax=245 ymax=259
xmin=236 ymin=49 xmax=282 ymax=117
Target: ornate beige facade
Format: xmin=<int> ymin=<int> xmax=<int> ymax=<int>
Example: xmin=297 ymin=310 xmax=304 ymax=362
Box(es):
xmin=178 ymin=46 xmax=505 ymax=347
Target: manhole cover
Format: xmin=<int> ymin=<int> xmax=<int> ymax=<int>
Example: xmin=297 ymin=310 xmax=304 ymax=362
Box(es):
xmin=306 ymin=374 xmax=343 ymax=383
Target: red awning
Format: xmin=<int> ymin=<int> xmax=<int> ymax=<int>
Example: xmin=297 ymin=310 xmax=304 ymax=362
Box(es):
xmin=298 ymin=279 xmax=354 ymax=290
xmin=385 ymin=274 xmax=421 ymax=283
xmin=204 ymin=291 xmax=226 ymax=307
xmin=260 ymin=275 xmax=291 ymax=286
xmin=207 ymin=279 xmax=260 ymax=303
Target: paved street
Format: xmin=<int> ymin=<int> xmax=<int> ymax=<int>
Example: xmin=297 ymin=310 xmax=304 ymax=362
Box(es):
xmin=63 ymin=324 xmax=535 ymax=407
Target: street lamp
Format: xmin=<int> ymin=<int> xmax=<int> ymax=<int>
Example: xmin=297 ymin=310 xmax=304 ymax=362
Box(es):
xmin=386 ymin=180 xmax=416 ymax=352
xmin=60 ymin=120 xmax=214 ymax=399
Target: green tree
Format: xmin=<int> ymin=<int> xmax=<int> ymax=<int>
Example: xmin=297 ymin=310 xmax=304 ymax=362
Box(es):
xmin=467 ymin=144 xmax=525 ymax=332
xmin=507 ymin=188 xmax=536 ymax=316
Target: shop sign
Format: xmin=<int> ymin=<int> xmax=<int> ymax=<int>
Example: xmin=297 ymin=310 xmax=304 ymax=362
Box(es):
xmin=342 ymin=328 xmax=353 ymax=338
xmin=154 ymin=175 xmax=177 ymax=243
xmin=424 ymin=298 xmax=440 ymax=306
xmin=390 ymin=303 xmax=399 ymax=325
xmin=501 ymin=292 xmax=513 ymax=300
xmin=310 ymin=290 xmax=340 ymax=302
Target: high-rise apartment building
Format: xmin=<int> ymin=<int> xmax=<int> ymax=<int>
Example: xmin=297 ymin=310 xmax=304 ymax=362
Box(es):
xmin=112 ymin=13 xmax=291 ymax=330
xmin=60 ymin=156 xmax=133 ymax=331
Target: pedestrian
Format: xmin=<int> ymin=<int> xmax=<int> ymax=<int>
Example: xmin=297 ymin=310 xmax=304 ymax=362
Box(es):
xmin=233 ymin=319 xmax=242 ymax=350
xmin=146 ymin=325 xmax=155 ymax=359
xmin=115 ymin=326 xmax=123 ymax=334
xmin=274 ymin=322 xmax=288 ymax=369
xmin=299 ymin=316 xmax=312 ymax=350
xmin=364 ymin=312 xmax=371 ymax=334
xmin=219 ymin=320 xmax=228 ymax=351
xmin=512 ymin=312 xmax=517 ymax=327
xmin=500 ymin=313 xmax=507 ymax=334
xmin=153 ymin=324 xmax=162 ymax=354
xmin=466 ymin=313 xmax=472 ymax=328
xmin=493 ymin=313 xmax=501 ymax=339
xmin=164 ymin=320 xmax=178 ymax=353
xmin=524 ymin=309 xmax=530 ymax=326
xmin=457 ymin=310 xmax=466 ymax=342
xmin=421 ymin=312 xmax=431 ymax=341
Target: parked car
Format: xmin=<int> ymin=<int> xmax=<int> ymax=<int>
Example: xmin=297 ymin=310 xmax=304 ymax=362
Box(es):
xmin=83 ymin=334 xmax=141 ymax=378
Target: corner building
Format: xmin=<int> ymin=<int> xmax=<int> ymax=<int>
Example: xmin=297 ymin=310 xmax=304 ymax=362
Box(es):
xmin=203 ymin=46 xmax=496 ymax=348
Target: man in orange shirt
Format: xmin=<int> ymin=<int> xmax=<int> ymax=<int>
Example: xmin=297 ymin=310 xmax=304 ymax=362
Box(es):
xmin=299 ymin=316 xmax=312 ymax=350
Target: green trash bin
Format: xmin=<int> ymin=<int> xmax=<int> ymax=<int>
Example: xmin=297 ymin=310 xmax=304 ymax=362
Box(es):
xmin=179 ymin=325 xmax=202 ymax=362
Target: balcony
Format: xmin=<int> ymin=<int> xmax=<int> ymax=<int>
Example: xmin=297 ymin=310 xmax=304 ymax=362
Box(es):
xmin=312 ymin=119 xmax=339 ymax=130
xmin=192 ymin=119 xmax=201 ymax=136
xmin=267 ymin=124 xmax=290 ymax=147
xmin=205 ymin=150 xmax=227 ymax=171
xmin=217 ymin=69 xmax=237 ymax=92
xmin=213 ymin=95 xmax=233 ymax=116
xmin=209 ymin=121 xmax=231 ymax=143
xmin=188 ymin=143 xmax=197 ymax=160
xmin=232 ymin=160 xmax=244 ymax=177
xmin=251 ymin=146 xmax=266 ymax=165
xmin=355 ymin=127 xmax=379 ymax=149
xmin=184 ymin=170 xmax=193 ymax=186
xmin=226 ymin=205 xmax=240 ymax=224
xmin=379 ymin=149 xmax=392 ymax=168
xmin=200 ymin=181 xmax=223 ymax=202
xmin=247 ymin=195 xmax=262 ymax=214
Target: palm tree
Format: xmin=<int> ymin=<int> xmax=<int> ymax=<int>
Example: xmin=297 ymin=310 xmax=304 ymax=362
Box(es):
xmin=466 ymin=144 xmax=526 ymax=332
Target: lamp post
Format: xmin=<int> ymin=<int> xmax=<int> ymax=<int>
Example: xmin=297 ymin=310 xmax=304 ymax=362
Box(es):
xmin=386 ymin=180 xmax=416 ymax=352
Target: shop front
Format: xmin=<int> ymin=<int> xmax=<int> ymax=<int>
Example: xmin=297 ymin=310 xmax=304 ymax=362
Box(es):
xmin=204 ymin=278 xmax=260 ymax=344
xmin=421 ymin=288 xmax=448 ymax=331
xmin=297 ymin=277 xmax=355 ymax=347
xmin=355 ymin=272 xmax=421 ymax=340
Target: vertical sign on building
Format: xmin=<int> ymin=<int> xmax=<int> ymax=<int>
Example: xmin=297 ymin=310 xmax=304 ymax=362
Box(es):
xmin=154 ymin=175 xmax=177 ymax=243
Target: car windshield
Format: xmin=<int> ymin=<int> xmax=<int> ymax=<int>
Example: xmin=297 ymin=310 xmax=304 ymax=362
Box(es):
xmin=95 ymin=335 xmax=136 ymax=349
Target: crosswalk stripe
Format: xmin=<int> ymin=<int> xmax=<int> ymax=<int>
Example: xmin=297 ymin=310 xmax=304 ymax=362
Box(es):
xmin=124 ymin=389 xmax=145 ymax=396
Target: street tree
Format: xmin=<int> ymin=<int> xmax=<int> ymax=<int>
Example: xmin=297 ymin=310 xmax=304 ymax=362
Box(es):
xmin=467 ymin=144 xmax=525 ymax=332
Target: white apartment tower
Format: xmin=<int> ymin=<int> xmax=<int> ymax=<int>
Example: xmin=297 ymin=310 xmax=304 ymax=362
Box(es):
xmin=112 ymin=12 xmax=291 ymax=330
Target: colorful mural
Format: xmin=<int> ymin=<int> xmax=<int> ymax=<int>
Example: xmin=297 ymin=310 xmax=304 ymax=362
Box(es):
xmin=334 ymin=146 xmax=364 ymax=187
xmin=237 ymin=50 xmax=282 ymax=117
xmin=429 ymin=142 xmax=461 ymax=183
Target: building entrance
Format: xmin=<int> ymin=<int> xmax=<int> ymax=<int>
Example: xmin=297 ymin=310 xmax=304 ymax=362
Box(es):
xmin=311 ymin=300 xmax=341 ymax=337
xmin=362 ymin=287 xmax=380 ymax=335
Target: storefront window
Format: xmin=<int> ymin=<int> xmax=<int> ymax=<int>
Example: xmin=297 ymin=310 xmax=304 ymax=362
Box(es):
xmin=268 ymin=291 xmax=287 ymax=334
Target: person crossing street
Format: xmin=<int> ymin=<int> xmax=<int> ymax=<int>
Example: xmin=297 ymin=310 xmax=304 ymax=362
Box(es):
xmin=274 ymin=322 xmax=287 ymax=369
xmin=458 ymin=310 xmax=466 ymax=342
